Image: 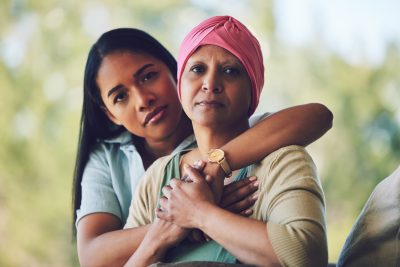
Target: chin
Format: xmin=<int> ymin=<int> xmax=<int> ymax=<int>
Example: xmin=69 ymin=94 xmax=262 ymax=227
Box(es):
xmin=193 ymin=117 xmax=224 ymax=129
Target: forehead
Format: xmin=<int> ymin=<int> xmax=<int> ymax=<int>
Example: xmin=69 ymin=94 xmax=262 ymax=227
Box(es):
xmin=100 ymin=51 xmax=162 ymax=69
xmin=97 ymin=51 xmax=167 ymax=83
xmin=188 ymin=45 xmax=240 ymax=63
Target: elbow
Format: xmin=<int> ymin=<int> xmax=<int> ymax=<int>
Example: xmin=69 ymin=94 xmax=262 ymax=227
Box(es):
xmin=78 ymin=249 xmax=95 ymax=267
xmin=77 ymin=241 xmax=105 ymax=267
xmin=311 ymin=103 xmax=334 ymax=131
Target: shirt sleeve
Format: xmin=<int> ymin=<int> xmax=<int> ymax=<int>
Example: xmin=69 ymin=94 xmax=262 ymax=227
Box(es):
xmin=255 ymin=145 xmax=327 ymax=267
xmin=76 ymin=144 xmax=122 ymax=227
xmin=124 ymin=157 xmax=170 ymax=229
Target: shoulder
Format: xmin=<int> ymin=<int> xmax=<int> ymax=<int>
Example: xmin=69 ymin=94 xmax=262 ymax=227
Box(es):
xmin=249 ymin=112 xmax=272 ymax=127
xmin=87 ymin=131 xmax=136 ymax=162
xmin=253 ymin=145 xmax=316 ymax=177
xmin=252 ymin=145 xmax=322 ymax=199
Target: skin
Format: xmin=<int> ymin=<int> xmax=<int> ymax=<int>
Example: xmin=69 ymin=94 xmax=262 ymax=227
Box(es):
xmin=155 ymin=45 xmax=283 ymax=266
xmin=77 ymin=50 xmax=332 ymax=267
xmin=97 ymin=51 xmax=192 ymax=167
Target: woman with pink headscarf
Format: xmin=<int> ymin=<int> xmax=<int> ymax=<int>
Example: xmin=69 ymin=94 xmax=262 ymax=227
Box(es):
xmin=124 ymin=16 xmax=328 ymax=266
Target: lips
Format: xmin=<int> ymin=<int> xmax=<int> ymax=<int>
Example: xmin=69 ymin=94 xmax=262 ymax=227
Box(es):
xmin=143 ymin=105 xmax=167 ymax=126
xmin=196 ymin=100 xmax=224 ymax=108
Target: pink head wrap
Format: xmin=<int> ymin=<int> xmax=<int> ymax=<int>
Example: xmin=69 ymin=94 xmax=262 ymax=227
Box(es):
xmin=177 ymin=16 xmax=264 ymax=115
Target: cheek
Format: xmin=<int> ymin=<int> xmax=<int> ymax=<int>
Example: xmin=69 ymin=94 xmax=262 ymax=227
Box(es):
xmin=179 ymin=79 xmax=195 ymax=114
xmin=232 ymin=88 xmax=252 ymax=114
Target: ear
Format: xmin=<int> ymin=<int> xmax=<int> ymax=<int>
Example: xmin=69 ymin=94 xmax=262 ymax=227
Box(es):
xmin=101 ymin=106 xmax=122 ymax=126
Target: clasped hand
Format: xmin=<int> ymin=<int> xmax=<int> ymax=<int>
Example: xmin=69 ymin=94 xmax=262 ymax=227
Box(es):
xmin=156 ymin=161 xmax=259 ymax=233
xmin=157 ymin=163 xmax=214 ymax=229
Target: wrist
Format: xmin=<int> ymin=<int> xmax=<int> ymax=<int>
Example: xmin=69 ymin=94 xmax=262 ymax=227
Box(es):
xmin=207 ymin=148 xmax=232 ymax=178
xmin=137 ymin=234 xmax=168 ymax=264
xmin=193 ymin=201 xmax=215 ymax=230
xmin=203 ymin=161 xmax=225 ymax=181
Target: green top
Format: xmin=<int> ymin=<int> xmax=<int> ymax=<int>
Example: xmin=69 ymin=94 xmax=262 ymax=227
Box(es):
xmin=160 ymin=151 xmax=250 ymax=263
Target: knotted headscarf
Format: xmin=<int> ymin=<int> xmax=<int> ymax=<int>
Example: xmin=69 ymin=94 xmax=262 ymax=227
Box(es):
xmin=177 ymin=16 xmax=264 ymax=115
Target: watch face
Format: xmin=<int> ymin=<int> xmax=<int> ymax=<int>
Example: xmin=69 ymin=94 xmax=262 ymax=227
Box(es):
xmin=208 ymin=149 xmax=224 ymax=162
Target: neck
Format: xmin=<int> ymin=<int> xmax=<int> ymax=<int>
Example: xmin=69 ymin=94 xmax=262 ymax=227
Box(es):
xmin=138 ymin=115 xmax=193 ymax=169
xmin=193 ymin=120 xmax=249 ymax=156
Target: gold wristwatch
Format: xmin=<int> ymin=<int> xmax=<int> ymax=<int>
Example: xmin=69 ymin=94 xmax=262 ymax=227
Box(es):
xmin=207 ymin=148 xmax=232 ymax=177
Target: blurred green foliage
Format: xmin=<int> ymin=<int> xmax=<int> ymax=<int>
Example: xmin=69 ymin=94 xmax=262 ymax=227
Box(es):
xmin=1 ymin=0 xmax=399 ymax=266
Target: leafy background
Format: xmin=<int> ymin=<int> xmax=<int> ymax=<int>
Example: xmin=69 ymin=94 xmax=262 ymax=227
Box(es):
xmin=1 ymin=0 xmax=399 ymax=266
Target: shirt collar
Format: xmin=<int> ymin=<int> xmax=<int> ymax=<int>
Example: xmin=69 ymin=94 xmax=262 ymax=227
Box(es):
xmin=102 ymin=131 xmax=196 ymax=152
xmin=103 ymin=131 xmax=133 ymax=145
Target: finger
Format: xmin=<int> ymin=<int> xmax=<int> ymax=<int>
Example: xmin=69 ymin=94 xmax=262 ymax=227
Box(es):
xmin=162 ymin=185 xmax=172 ymax=199
xmin=221 ymin=179 xmax=259 ymax=207
xmin=159 ymin=196 xmax=168 ymax=209
xmin=192 ymin=160 xmax=206 ymax=171
xmin=224 ymin=193 xmax=258 ymax=213
xmin=239 ymin=209 xmax=254 ymax=217
xmin=223 ymin=176 xmax=257 ymax=196
xmin=156 ymin=208 xmax=169 ymax=221
xmin=205 ymin=174 xmax=213 ymax=183
xmin=169 ymin=178 xmax=182 ymax=189
xmin=183 ymin=164 xmax=205 ymax=183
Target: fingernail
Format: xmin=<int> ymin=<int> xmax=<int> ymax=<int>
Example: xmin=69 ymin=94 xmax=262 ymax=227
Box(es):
xmin=249 ymin=176 xmax=257 ymax=181
xmin=252 ymin=193 xmax=259 ymax=200
xmin=245 ymin=209 xmax=253 ymax=215
xmin=253 ymin=181 xmax=259 ymax=187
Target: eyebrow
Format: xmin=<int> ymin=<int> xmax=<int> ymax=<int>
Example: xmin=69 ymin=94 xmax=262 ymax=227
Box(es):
xmin=107 ymin=63 xmax=155 ymax=98
xmin=188 ymin=58 xmax=239 ymax=66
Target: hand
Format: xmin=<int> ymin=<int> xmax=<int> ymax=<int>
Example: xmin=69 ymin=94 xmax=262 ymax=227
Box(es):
xmin=157 ymin=164 xmax=214 ymax=228
xmin=148 ymin=218 xmax=189 ymax=248
xmin=198 ymin=160 xmax=225 ymax=204
xmin=220 ymin=176 xmax=259 ymax=216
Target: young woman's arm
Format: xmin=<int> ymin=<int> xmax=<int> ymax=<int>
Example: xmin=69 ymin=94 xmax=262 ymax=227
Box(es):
xmin=222 ymin=103 xmax=333 ymax=170
xmin=77 ymin=214 xmax=149 ymax=267
xmin=123 ymin=218 xmax=188 ymax=267
xmin=202 ymin=103 xmax=332 ymax=202
xmin=77 ymin=177 xmax=256 ymax=267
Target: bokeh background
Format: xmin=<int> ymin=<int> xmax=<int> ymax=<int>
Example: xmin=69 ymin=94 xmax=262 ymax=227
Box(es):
xmin=1 ymin=0 xmax=399 ymax=266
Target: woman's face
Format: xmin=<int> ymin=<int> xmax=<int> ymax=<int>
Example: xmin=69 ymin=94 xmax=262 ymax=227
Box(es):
xmin=180 ymin=45 xmax=251 ymax=129
xmin=96 ymin=51 xmax=183 ymax=141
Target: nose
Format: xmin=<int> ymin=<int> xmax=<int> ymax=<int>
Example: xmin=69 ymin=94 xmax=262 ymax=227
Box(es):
xmin=133 ymin=89 xmax=156 ymax=112
xmin=202 ymin=70 xmax=222 ymax=94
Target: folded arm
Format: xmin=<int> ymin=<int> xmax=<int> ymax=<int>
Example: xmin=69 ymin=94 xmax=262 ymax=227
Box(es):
xmin=158 ymin=147 xmax=328 ymax=266
xmin=77 ymin=214 xmax=149 ymax=267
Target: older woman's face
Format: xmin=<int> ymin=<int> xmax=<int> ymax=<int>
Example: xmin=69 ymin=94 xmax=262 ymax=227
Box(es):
xmin=180 ymin=45 xmax=251 ymax=128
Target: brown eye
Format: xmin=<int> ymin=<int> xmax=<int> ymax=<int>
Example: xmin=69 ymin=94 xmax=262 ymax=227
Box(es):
xmin=224 ymin=67 xmax=240 ymax=75
xmin=190 ymin=65 xmax=205 ymax=74
xmin=142 ymin=71 xmax=158 ymax=82
xmin=114 ymin=91 xmax=127 ymax=103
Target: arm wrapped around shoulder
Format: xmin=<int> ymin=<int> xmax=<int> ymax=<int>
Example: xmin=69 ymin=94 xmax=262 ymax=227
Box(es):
xmin=252 ymin=145 xmax=328 ymax=267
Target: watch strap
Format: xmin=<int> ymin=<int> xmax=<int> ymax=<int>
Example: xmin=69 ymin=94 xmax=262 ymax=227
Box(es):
xmin=218 ymin=157 xmax=232 ymax=177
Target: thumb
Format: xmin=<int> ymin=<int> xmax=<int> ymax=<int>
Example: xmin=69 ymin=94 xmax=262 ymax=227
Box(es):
xmin=183 ymin=164 xmax=205 ymax=183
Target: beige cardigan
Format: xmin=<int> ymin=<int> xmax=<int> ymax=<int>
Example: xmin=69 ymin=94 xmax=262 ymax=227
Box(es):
xmin=125 ymin=145 xmax=328 ymax=267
